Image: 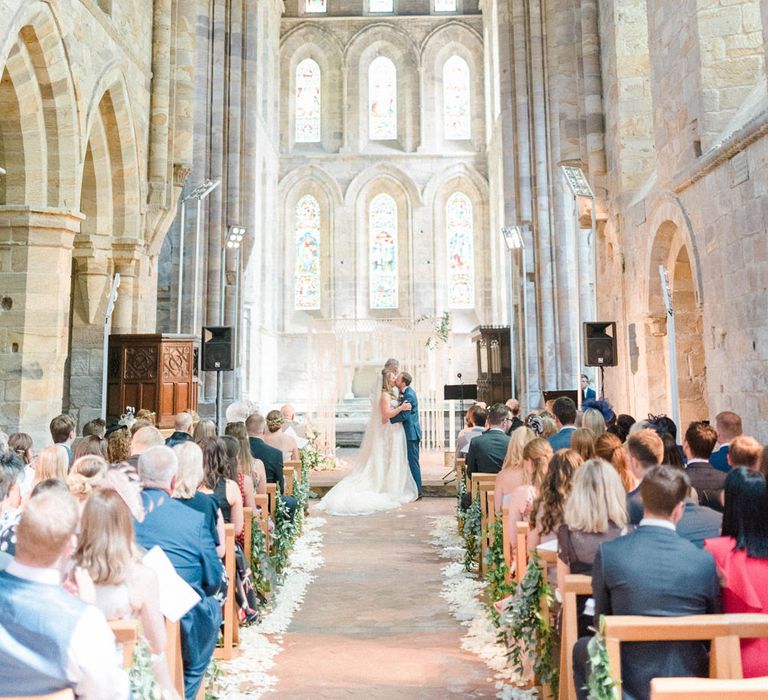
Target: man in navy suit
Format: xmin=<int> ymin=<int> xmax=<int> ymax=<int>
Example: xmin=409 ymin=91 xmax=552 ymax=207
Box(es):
xmin=710 ymin=411 xmax=742 ymax=472
xmin=390 ymin=371 xmax=423 ymax=497
xmin=134 ymin=446 xmax=225 ymax=700
xmin=548 ymin=396 xmax=578 ymax=450
xmin=580 ymin=374 xmax=596 ymax=402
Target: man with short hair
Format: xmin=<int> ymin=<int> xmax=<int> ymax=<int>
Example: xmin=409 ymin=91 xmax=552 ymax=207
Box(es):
xmin=573 ymin=466 xmax=720 ymax=700
xmin=280 ymin=403 xmax=307 ymax=440
xmin=711 ymin=411 xmax=742 ymax=473
xmin=247 ymin=414 xmax=297 ymax=518
xmin=456 ymin=404 xmax=487 ymax=459
xmin=505 ymin=398 xmax=524 ymax=434
xmin=134 ymin=446 xmax=224 ymax=699
xmin=462 ymin=403 xmax=510 ymax=509
xmin=128 ymin=425 xmax=166 ymax=468
xmin=50 ymin=414 xmax=76 ymax=465
xmin=166 ymin=412 xmax=195 ymax=447
xmin=548 ymin=397 xmax=578 ymax=450
xmin=727 ymin=435 xmax=762 ymax=471
xmin=683 ymin=421 xmax=725 ymax=512
xmin=82 ymin=418 xmax=106 ymax=438
xmin=625 ymin=428 xmax=664 ymax=524
xmin=0 ymin=489 xmax=129 ymax=698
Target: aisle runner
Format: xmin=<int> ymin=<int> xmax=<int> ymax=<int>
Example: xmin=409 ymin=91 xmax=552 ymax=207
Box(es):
xmin=429 ymin=516 xmax=536 ymax=700
xmin=219 ymin=516 xmax=327 ymax=698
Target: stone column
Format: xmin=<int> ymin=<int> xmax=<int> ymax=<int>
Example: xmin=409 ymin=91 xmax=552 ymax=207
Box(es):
xmin=0 ymin=208 xmax=82 ymax=446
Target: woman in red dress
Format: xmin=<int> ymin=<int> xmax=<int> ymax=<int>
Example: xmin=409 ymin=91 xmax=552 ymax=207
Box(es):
xmin=704 ymin=466 xmax=768 ymax=678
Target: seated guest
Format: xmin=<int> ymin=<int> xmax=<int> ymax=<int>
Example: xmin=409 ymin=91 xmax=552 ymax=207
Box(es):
xmin=625 ymin=429 xmax=664 ymax=524
xmin=456 ymin=403 xmax=487 ymax=460
xmin=661 ymin=431 xmax=685 ymax=468
xmin=263 ymin=410 xmax=300 ymax=462
xmin=683 ymin=421 xmax=725 ymax=512
xmin=539 ymin=413 xmax=557 ymax=439
xmin=711 ymin=410 xmax=742 ymax=473
xmin=595 ymin=432 xmax=636 ymax=492
xmin=505 ymin=398 xmax=524 ymax=434
xmin=557 ymin=458 xmax=626 ymax=636
xmin=607 ymin=413 xmax=635 ymax=443
xmin=0 ymin=489 xmax=129 ymax=699
xmin=280 ymin=404 xmax=306 ymax=439
xmin=247 ymin=413 xmax=297 ymax=518
xmin=494 ymin=426 xmax=536 ymax=512
xmin=50 ymin=413 xmax=76 ymax=466
xmin=134 ymin=446 xmax=225 ymax=699
xmin=166 ymin=412 xmax=195 ymax=448
xmin=199 ymin=438 xmax=244 ymax=539
xmin=727 ymin=435 xmax=762 ymax=471
xmin=704 ymin=467 xmax=768 ymax=677
xmin=580 ymin=409 xmax=606 ymax=438
xmin=74 ymin=485 xmax=178 ymax=698
xmin=34 ymin=444 xmax=69 ymax=487
xmin=548 ymin=397 xmax=577 ymax=450
xmin=128 ymin=425 xmax=165 ymax=469
xmin=72 ymin=435 xmax=109 ymax=461
xmin=67 ymin=455 xmax=109 ymax=505
xmin=106 ymin=425 xmax=131 ymax=464
xmin=193 ymin=419 xmax=217 ymax=443
xmin=0 ymin=451 xmax=25 ymax=560
xmin=82 ymin=418 xmax=107 ymax=439
xmin=675 ymin=481 xmax=723 ymax=549
xmin=225 ymin=421 xmax=267 ymax=498
xmin=573 ymin=466 xmax=720 ymax=700
xmin=462 ymin=404 xmax=511 ymax=509
xmin=570 ymin=428 xmax=596 ymax=462
xmin=529 ymin=449 xmax=582 ymax=549
xmin=8 ymin=432 xmax=34 ymax=496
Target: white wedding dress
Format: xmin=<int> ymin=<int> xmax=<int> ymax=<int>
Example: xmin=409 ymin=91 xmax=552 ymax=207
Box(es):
xmin=316 ymin=390 xmax=418 ymax=516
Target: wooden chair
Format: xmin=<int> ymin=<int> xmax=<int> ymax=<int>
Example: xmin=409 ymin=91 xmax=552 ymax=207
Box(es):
xmin=515 ymin=521 xmax=530 ymax=583
xmin=501 ymin=504 xmax=512 ymax=584
xmin=108 ymin=618 xmax=141 ymax=668
xmin=456 ymin=457 xmax=466 ymax=483
xmin=1 ymin=692 xmax=74 ymax=700
xmin=266 ymin=483 xmax=277 ymax=518
xmin=479 ymin=485 xmax=496 ymax=573
xmin=254 ymin=493 xmax=270 ymax=551
xmin=242 ymin=506 xmax=253 ymax=566
xmin=650 ymin=676 xmax=768 ymax=699
xmin=165 ymin=619 xmax=185 ymax=698
xmin=284 ymin=466 xmax=296 ymax=497
xmin=469 ymin=473 xmax=497 ymax=572
xmin=558 ymin=574 xmax=593 ymax=700
xmin=285 ymin=459 xmax=301 ymax=483
xmin=603 ymin=613 xmax=768 ymax=688
xmin=213 ymin=524 xmax=240 ymax=661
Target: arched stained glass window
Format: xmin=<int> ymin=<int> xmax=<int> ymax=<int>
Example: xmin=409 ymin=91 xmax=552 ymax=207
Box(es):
xmin=446 ymin=192 xmax=474 ymax=308
xmin=435 ymin=0 xmax=457 ymax=10
xmin=305 ymin=0 xmax=326 ymax=13
xmin=369 ymin=193 xmax=398 ymax=309
xmin=294 ymin=195 xmax=321 ymax=310
xmin=443 ymin=56 xmax=471 ymax=140
xmin=295 ymin=59 xmax=321 ymax=143
xmin=370 ymin=0 xmax=393 ymax=11
xmin=368 ymin=57 xmax=397 ymax=141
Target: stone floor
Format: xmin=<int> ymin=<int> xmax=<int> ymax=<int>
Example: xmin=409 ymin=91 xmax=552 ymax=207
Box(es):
xmin=272 ymin=498 xmax=497 ymax=698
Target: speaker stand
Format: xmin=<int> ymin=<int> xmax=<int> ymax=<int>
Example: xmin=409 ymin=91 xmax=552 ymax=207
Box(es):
xmin=215 ymin=370 xmax=223 ymax=432
xmin=599 ymin=365 xmax=606 ymax=400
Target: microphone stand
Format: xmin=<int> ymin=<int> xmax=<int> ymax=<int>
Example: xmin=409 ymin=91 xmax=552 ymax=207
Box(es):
xmin=443 ymin=372 xmax=465 ymax=484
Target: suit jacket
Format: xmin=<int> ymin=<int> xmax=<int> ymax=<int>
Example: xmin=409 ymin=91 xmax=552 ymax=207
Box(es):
xmin=592 ymin=524 xmax=720 ymax=700
xmin=250 ymin=436 xmax=285 ymax=493
xmin=709 ymin=445 xmax=730 ymax=473
xmin=466 ymin=428 xmax=509 ymax=479
xmin=676 ymin=501 xmax=723 ymax=549
xmin=548 ymin=426 xmax=576 ymax=451
xmin=389 ymin=386 xmax=422 ymax=441
xmin=505 ymin=417 xmax=525 ymax=436
xmin=626 ymin=486 xmax=644 ymax=525
xmin=581 ymin=387 xmax=597 ymax=402
xmin=685 ymin=460 xmax=726 ymax=512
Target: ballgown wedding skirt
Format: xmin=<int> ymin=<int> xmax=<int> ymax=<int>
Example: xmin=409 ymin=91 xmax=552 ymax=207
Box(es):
xmin=316 ymin=394 xmax=418 ymax=516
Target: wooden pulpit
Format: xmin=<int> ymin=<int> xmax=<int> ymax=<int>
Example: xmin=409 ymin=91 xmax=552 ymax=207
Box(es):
xmin=107 ymin=334 xmax=199 ymax=429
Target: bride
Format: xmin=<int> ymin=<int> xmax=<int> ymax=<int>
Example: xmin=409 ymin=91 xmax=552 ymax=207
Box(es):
xmin=316 ymin=369 xmax=419 ymax=515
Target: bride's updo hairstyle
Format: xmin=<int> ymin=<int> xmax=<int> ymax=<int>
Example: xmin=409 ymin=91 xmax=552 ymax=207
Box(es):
xmin=381 ymin=369 xmax=396 ymax=394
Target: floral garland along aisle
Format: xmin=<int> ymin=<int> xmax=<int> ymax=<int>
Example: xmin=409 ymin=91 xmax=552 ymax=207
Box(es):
xmin=429 ymin=515 xmax=537 ymax=700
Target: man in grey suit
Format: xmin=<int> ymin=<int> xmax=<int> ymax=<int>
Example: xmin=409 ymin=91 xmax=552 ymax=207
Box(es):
xmin=548 ymin=397 xmax=577 ymax=451
xmin=573 ymin=466 xmax=720 ymax=700
xmin=461 ymin=403 xmax=510 ymax=509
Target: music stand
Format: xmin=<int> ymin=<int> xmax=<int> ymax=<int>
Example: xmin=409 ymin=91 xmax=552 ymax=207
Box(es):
xmin=443 ymin=381 xmax=478 ymax=483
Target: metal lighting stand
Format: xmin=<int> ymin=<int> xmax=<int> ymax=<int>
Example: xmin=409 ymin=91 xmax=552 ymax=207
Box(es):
xmin=101 ymin=274 xmax=121 ymax=421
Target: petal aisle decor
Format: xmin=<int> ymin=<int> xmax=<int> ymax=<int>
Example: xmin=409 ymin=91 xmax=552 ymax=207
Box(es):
xmin=218 ymin=516 xmax=327 ymax=698
xmin=430 ymin=515 xmax=537 ymax=700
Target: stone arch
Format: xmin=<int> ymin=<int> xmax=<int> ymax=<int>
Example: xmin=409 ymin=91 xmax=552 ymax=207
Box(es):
xmin=345 ymin=23 xmax=421 ymax=152
xmin=0 ymin=3 xmax=78 ymax=208
xmin=280 ymin=24 xmax=344 ymax=153
xmin=345 ymin=162 xmax=423 ymax=209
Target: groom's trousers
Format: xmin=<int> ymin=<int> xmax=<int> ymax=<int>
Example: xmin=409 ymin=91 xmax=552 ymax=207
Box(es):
xmin=407 ymin=439 xmax=422 ymax=494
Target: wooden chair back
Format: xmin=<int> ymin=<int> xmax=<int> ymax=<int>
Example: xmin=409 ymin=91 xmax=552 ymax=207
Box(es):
xmin=470 ymin=472 xmax=497 ymax=498
xmin=285 ymin=459 xmax=301 ymax=483
xmin=603 ymin=613 xmax=768 ymax=688
xmin=213 ymin=524 xmax=239 ymax=661
xmin=266 ymin=483 xmax=277 ymax=517
xmin=515 ymin=521 xmax=530 ymax=583
xmin=1 ymin=692 xmax=75 ymax=700
xmin=456 ymin=457 xmax=466 ymax=483
xmin=479 ymin=486 xmax=496 ymax=573
xmin=108 ymin=618 xmax=141 ymax=668
xmin=165 ymin=619 xmax=185 ymax=698
xmin=253 ymin=493 xmax=270 ymax=551
xmin=558 ymin=574 xmax=593 ymax=700
xmin=242 ymin=507 xmax=253 ymax=566
xmin=284 ymin=466 xmax=296 ymax=496
xmin=501 ymin=503 xmax=512 ymax=584
xmin=650 ymin=676 xmax=768 ymax=699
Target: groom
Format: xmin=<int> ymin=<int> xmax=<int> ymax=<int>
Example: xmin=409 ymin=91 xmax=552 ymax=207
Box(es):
xmin=390 ymin=371 xmax=423 ymax=498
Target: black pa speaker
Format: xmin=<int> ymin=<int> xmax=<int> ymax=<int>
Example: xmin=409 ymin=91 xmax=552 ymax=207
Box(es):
xmin=201 ymin=326 xmax=233 ymax=371
xmin=583 ymin=322 xmax=618 ymax=367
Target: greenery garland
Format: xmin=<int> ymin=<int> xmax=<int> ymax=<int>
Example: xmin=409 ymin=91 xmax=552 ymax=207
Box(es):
xmin=204 ymin=658 xmax=223 ymax=700
xmin=128 ymin=637 xmax=163 ymax=699
xmin=456 ymin=472 xmax=467 ymax=531
xmin=499 ymin=552 xmax=558 ymax=696
xmin=270 ymin=484 xmax=299 ymax=575
xmin=462 ymin=497 xmax=481 ymax=571
xmin=586 ymin=617 xmax=620 ymax=700
xmin=250 ymin=507 xmax=277 ymax=601
xmin=484 ymin=517 xmax=515 ymax=623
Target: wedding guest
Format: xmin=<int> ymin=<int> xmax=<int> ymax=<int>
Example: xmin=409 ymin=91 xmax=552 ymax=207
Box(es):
xmin=705 ymin=467 xmax=768 ymax=677
xmin=580 ymin=374 xmax=596 ymax=402
xmin=280 ymin=404 xmax=307 ymax=439
xmin=548 ymin=397 xmax=577 ymax=450
xmin=0 ymin=451 xmax=24 ymax=560
xmin=106 ymin=425 xmax=131 ymax=464
xmin=539 ymin=413 xmax=557 ymax=439
xmin=711 ymin=411 xmax=742 ymax=472
xmin=727 ymin=435 xmax=762 ymax=471
xmin=625 ymin=429 xmax=664 ymax=524
xmin=0 ymin=489 xmax=130 ymax=698
xmin=572 ymin=466 xmax=720 ymax=700
xmin=1 ymin=478 xmax=68 ymax=557
xmin=529 ymin=449 xmax=582 ymax=549
xmin=173 ymin=442 xmax=224 ymax=558
xmin=50 ymin=413 xmax=76 ymax=465
xmin=505 ymin=398 xmax=525 ymax=434
xmin=456 ymin=403 xmax=487 ymax=460
xmin=580 ymin=408 xmax=606 ymax=438
xmin=494 ymin=426 xmax=536 ymax=511
xmin=67 ymin=455 xmax=109 ymax=504
xmin=263 ymin=410 xmax=299 ymax=461
xmin=166 ymin=412 xmax=195 ymax=448
xmin=135 ymin=409 xmax=156 ymax=425
xmin=82 ymin=418 xmax=107 ymax=439
xmin=661 ymin=431 xmax=685 ymax=468
xmin=199 ymin=438 xmax=244 ymax=539
xmin=221 ymin=435 xmax=255 ymax=548
xmin=582 ymin=399 xmax=616 ymax=433
xmin=570 ymin=428 xmax=596 ymax=462
xmin=595 ymin=432 xmax=637 ymax=492
xmin=193 ymin=419 xmax=217 ymax=443
xmin=760 ymin=446 xmax=768 ymax=478
xmin=462 ymin=404 xmax=511 ymax=509
xmin=683 ymin=421 xmax=725 ymax=512
xmin=134 ymin=446 xmax=224 ymax=699
xmin=225 ymin=421 xmax=267 ymax=497
xmin=557 ymin=458 xmax=626 ymax=636
xmin=74 ymin=486 xmax=178 ymax=698
xmin=607 ymin=413 xmax=635 ymax=443
xmin=129 ymin=418 xmax=152 ymax=436
xmin=8 ymin=432 xmax=35 ymax=496
xmin=247 ymin=414 xmax=298 ymax=518
xmin=128 ymin=426 xmax=165 ymax=469
xmin=34 ymin=444 xmax=69 ymax=487
xmin=676 ymin=480 xmax=723 ymax=549
xmin=73 ymin=435 xmax=109 ymax=461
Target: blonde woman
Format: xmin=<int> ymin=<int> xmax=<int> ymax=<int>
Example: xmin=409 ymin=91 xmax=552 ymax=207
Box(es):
xmin=74 ymin=486 xmax=179 ymax=699
xmin=557 ymin=458 xmax=627 ymax=636
xmin=225 ymin=421 xmax=267 ymax=496
xmin=570 ymin=428 xmax=596 ymax=462
xmin=33 ymin=445 xmax=69 ymax=487
xmin=494 ymin=426 xmax=536 ymax=511
xmin=529 ymin=449 xmax=583 ymax=549
xmin=263 ymin=410 xmax=299 ymax=461
xmin=539 ymin=414 xmax=557 ymax=438
xmin=67 ymin=455 xmax=109 ymax=504
xmin=193 ymin=419 xmax=217 ymax=443
xmin=581 ymin=408 xmax=607 ymax=437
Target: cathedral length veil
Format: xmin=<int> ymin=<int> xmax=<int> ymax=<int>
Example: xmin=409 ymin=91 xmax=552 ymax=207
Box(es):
xmin=315 ymin=375 xmax=418 ymax=516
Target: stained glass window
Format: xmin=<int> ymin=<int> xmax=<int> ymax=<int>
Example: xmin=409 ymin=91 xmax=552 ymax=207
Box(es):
xmin=446 ymin=192 xmax=474 ymax=308
xmin=294 ymin=195 xmax=321 ymax=310
xmin=369 ymin=0 xmax=393 ymax=11
xmin=368 ymin=57 xmax=397 ymax=141
xmin=295 ymin=59 xmax=321 ymax=143
xmin=443 ymin=56 xmax=471 ymax=140
xmin=369 ymin=193 xmax=398 ymax=309
xmin=305 ymin=0 xmax=326 ymax=12
xmin=435 ymin=0 xmax=457 ymax=10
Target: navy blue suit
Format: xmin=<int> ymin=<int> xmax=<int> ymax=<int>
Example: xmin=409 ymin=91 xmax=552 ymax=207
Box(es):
xmin=390 ymin=385 xmax=423 ymax=494
xmin=135 ymin=488 xmax=225 ymax=699
xmin=710 ymin=444 xmax=730 ymax=473
xmin=548 ymin=426 xmax=576 ymax=451
xmin=249 ymin=437 xmax=298 ymax=517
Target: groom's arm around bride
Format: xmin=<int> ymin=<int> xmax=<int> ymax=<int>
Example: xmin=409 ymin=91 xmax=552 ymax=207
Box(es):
xmin=389 ymin=372 xmax=423 ymax=497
